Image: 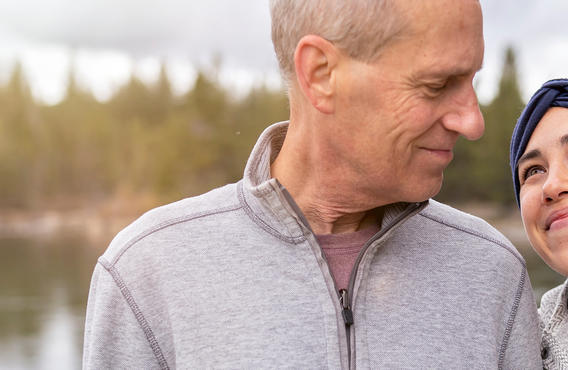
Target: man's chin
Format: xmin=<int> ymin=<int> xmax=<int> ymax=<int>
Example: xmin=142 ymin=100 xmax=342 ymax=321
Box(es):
xmin=405 ymin=178 xmax=444 ymax=203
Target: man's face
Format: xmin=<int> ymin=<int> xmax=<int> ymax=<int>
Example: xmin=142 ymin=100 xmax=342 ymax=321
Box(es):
xmin=329 ymin=0 xmax=485 ymax=205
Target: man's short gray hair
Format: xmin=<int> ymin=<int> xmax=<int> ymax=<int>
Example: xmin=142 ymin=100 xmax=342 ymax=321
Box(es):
xmin=270 ymin=0 xmax=406 ymax=85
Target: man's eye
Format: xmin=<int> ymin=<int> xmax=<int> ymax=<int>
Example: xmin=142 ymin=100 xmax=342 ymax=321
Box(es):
xmin=521 ymin=165 xmax=545 ymax=182
xmin=425 ymin=82 xmax=447 ymax=95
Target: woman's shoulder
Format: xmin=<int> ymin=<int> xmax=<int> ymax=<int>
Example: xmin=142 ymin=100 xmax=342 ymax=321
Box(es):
xmin=539 ymin=280 xmax=568 ymax=326
xmin=539 ymin=279 xmax=568 ymax=368
xmin=538 ymin=280 xmax=568 ymax=323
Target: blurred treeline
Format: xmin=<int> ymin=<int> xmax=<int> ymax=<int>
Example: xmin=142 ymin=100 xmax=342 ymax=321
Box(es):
xmin=438 ymin=47 xmax=524 ymax=206
xmin=0 ymin=62 xmax=288 ymax=209
xmin=0 ymin=47 xmax=523 ymax=210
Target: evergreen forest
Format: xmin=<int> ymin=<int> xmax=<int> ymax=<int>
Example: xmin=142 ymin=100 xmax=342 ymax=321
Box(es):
xmin=0 ymin=47 xmax=525 ymax=211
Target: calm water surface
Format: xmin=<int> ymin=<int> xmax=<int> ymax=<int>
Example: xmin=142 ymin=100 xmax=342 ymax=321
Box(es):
xmin=0 ymin=233 xmax=565 ymax=369
xmin=0 ymin=235 xmax=102 ymax=369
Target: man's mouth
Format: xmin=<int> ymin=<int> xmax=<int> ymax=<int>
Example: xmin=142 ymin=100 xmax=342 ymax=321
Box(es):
xmin=421 ymin=147 xmax=454 ymax=162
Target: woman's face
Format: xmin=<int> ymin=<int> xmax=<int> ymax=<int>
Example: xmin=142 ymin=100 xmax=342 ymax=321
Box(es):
xmin=519 ymin=107 xmax=568 ymax=276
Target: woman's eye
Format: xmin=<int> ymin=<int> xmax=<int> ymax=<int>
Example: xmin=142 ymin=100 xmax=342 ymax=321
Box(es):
xmin=522 ymin=165 xmax=545 ymax=181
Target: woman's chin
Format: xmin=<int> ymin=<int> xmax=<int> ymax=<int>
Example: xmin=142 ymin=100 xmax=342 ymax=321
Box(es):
xmin=542 ymin=248 xmax=568 ymax=278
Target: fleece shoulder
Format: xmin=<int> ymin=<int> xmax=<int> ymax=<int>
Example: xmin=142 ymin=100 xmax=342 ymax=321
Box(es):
xmin=99 ymin=182 xmax=242 ymax=265
xmin=420 ymin=199 xmax=524 ymax=264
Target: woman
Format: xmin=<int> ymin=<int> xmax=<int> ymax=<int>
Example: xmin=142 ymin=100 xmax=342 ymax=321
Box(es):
xmin=510 ymin=78 xmax=568 ymax=368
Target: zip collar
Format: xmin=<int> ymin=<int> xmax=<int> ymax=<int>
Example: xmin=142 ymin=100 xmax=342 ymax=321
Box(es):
xmin=238 ymin=121 xmax=428 ymax=244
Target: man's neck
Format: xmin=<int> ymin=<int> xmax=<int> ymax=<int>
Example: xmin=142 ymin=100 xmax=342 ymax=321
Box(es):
xmin=270 ymin=120 xmax=384 ymax=235
xmin=302 ymin=206 xmax=383 ymax=234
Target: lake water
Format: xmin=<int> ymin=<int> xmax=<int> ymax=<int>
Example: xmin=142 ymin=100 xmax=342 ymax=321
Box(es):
xmin=0 ymin=235 xmax=102 ymax=369
xmin=0 ymin=233 xmax=565 ymax=368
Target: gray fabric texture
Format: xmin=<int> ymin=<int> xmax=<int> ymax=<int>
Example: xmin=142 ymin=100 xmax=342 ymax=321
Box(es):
xmin=83 ymin=121 xmax=542 ymax=369
xmin=539 ymin=279 xmax=568 ymax=369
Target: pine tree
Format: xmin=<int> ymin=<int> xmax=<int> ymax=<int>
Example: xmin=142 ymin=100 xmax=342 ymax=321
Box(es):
xmin=474 ymin=47 xmax=524 ymax=205
xmin=438 ymin=46 xmax=524 ymax=206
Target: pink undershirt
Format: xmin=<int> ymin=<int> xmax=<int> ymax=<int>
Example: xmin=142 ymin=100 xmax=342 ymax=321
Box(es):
xmin=316 ymin=225 xmax=380 ymax=291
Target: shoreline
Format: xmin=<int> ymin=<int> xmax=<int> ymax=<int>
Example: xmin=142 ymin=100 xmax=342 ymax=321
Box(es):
xmin=0 ymin=208 xmax=141 ymax=247
xmin=0 ymin=201 xmax=532 ymax=252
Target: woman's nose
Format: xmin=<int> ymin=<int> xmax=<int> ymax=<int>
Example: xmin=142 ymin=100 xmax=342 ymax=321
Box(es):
xmin=542 ymin=165 xmax=568 ymax=203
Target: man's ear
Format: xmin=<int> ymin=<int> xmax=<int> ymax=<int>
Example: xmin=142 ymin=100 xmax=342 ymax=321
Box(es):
xmin=293 ymin=35 xmax=338 ymax=114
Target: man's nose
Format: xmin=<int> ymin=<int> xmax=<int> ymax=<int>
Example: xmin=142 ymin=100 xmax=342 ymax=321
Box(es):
xmin=543 ymin=165 xmax=568 ymax=203
xmin=441 ymin=85 xmax=485 ymax=141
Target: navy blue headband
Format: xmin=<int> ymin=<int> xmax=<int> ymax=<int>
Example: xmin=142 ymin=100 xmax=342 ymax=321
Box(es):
xmin=510 ymin=78 xmax=568 ymax=206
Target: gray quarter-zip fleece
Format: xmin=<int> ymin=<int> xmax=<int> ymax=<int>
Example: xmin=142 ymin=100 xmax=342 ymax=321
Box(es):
xmin=83 ymin=121 xmax=542 ymax=369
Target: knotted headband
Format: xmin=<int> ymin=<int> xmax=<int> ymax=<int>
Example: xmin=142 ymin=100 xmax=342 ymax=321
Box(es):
xmin=510 ymin=78 xmax=568 ymax=206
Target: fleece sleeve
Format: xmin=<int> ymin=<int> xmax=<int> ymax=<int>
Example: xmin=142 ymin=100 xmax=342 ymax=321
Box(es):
xmin=82 ymin=262 xmax=162 ymax=369
xmin=500 ymin=269 xmax=543 ymax=369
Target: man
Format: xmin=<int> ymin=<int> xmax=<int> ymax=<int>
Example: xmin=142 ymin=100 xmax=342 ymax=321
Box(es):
xmin=83 ymin=0 xmax=542 ymax=368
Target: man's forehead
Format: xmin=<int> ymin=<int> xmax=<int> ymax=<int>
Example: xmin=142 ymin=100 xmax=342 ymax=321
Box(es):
xmin=398 ymin=0 xmax=483 ymax=34
xmin=397 ymin=0 xmax=481 ymax=16
xmin=389 ymin=0 xmax=484 ymax=78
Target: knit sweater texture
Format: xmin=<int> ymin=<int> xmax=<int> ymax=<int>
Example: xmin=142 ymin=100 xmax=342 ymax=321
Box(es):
xmin=539 ymin=279 xmax=568 ymax=369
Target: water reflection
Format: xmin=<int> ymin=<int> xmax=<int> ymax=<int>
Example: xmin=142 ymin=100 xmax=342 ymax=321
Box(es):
xmin=0 ymin=234 xmax=565 ymax=368
xmin=0 ymin=236 xmax=102 ymax=369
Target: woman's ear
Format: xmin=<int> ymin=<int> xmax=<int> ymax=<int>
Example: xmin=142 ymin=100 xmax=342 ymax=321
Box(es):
xmin=293 ymin=35 xmax=339 ymax=114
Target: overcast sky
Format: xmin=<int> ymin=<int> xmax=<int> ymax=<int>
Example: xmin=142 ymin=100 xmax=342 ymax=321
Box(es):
xmin=0 ymin=0 xmax=566 ymax=104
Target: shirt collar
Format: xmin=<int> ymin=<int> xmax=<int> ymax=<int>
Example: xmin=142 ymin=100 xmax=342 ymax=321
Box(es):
xmin=238 ymin=121 xmax=427 ymax=243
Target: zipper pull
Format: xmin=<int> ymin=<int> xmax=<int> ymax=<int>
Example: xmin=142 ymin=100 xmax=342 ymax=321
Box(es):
xmin=339 ymin=289 xmax=354 ymax=326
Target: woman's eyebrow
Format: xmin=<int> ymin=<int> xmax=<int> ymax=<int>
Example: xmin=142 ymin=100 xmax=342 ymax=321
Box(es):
xmin=517 ymin=149 xmax=541 ymax=168
xmin=517 ymin=134 xmax=568 ymax=168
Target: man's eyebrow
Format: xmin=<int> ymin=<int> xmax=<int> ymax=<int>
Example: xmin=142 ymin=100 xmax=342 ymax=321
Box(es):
xmin=561 ymin=134 xmax=568 ymax=146
xmin=517 ymin=149 xmax=541 ymax=168
xmin=419 ymin=63 xmax=484 ymax=80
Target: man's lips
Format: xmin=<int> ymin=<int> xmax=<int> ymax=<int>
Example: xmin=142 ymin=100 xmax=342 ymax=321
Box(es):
xmin=545 ymin=208 xmax=568 ymax=231
xmin=421 ymin=147 xmax=454 ymax=160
